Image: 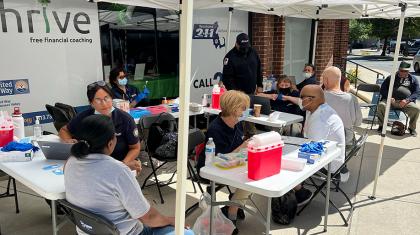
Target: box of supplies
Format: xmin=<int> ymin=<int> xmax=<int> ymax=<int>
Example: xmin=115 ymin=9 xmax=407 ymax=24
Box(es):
xmin=0 ymin=149 xmax=34 ymax=162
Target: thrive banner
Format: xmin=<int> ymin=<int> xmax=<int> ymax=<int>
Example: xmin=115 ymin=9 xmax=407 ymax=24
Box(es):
xmin=0 ymin=0 xmax=102 ymax=133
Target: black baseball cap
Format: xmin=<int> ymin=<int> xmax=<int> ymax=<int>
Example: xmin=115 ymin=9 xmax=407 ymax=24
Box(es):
xmin=399 ymin=61 xmax=410 ymax=71
xmin=236 ymin=33 xmax=250 ymax=47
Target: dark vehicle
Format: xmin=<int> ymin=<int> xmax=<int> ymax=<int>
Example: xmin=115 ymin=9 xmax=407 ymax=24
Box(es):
xmin=386 ymin=40 xmax=407 ymax=55
xmin=407 ymin=40 xmax=420 ymax=56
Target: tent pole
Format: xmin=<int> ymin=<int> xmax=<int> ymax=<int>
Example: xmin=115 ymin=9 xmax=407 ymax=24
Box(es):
xmin=370 ymin=3 xmax=407 ymax=200
xmin=225 ymin=7 xmax=234 ymax=54
xmin=153 ymin=10 xmax=160 ymax=74
xmin=311 ymin=19 xmax=318 ymax=64
xmin=175 ymin=0 xmax=193 ymax=234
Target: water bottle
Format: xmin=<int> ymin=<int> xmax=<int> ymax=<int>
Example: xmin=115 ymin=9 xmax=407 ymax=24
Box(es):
xmin=202 ymin=94 xmax=208 ymax=107
xmin=205 ymin=138 xmax=216 ymax=166
xmin=12 ymin=107 xmax=25 ymax=140
xmin=33 ymin=116 xmax=42 ymax=140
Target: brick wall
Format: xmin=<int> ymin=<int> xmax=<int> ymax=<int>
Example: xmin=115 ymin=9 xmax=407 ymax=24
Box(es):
xmin=251 ymin=13 xmax=285 ymax=77
xmin=314 ymin=19 xmax=336 ymax=80
xmin=251 ymin=15 xmax=349 ymax=81
xmin=333 ymin=19 xmax=349 ymax=72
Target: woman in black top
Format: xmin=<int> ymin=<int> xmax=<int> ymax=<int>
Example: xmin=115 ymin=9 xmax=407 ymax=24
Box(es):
xmin=258 ymin=75 xmax=301 ymax=115
xmin=59 ymin=81 xmax=141 ymax=172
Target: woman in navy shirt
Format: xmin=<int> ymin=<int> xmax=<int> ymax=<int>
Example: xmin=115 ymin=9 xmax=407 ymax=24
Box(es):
xmin=59 ymin=81 xmax=141 ymax=172
xmin=109 ymin=67 xmax=149 ymax=108
xmin=204 ymin=90 xmax=251 ymax=234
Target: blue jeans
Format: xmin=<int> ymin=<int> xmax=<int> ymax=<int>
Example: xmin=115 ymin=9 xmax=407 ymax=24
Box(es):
xmin=139 ymin=225 xmax=194 ymax=235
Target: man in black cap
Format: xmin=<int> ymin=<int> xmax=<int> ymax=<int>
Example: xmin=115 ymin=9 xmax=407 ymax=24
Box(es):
xmin=377 ymin=61 xmax=420 ymax=136
xmin=221 ymin=33 xmax=263 ymax=94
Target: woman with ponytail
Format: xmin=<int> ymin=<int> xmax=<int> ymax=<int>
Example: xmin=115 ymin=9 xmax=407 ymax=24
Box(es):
xmin=65 ymin=115 xmax=193 ymax=235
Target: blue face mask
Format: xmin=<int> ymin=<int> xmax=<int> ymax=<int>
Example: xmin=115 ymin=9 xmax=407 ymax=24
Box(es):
xmin=95 ymin=106 xmax=115 ymax=115
xmin=118 ymin=77 xmax=128 ymax=86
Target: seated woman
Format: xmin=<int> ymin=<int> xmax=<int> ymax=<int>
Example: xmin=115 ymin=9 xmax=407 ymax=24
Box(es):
xmin=204 ymin=90 xmax=251 ymax=234
xmin=257 ymin=75 xmax=301 ymax=115
xmin=65 ymin=115 xmax=193 ymax=235
xmin=109 ymin=67 xmax=149 ymax=108
xmin=59 ymin=81 xmax=141 ymax=172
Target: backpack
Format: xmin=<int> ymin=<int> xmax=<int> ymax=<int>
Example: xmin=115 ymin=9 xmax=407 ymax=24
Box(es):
xmin=391 ymin=121 xmax=405 ymax=136
xmin=271 ymin=190 xmax=298 ymax=225
xmin=146 ymin=114 xmax=178 ymax=159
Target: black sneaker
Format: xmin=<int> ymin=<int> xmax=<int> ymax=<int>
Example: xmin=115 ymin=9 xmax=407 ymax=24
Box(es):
xmin=221 ymin=206 xmax=238 ymax=235
xmin=409 ymin=128 xmax=417 ymax=137
xmin=377 ymin=126 xmax=383 ymax=133
xmin=295 ymin=188 xmax=313 ymax=207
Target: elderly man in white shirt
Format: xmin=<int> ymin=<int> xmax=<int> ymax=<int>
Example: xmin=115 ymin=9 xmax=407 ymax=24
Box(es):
xmin=323 ymin=66 xmax=362 ymax=146
xmin=301 ymin=85 xmax=345 ymax=173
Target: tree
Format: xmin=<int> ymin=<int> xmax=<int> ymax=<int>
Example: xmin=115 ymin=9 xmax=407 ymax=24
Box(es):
xmin=349 ymin=19 xmax=371 ymax=42
xmin=359 ymin=18 xmax=420 ymax=56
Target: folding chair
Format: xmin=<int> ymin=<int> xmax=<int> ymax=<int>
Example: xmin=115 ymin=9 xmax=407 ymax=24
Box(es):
xmin=0 ymin=175 xmax=19 ymax=213
xmin=138 ymin=113 xmax=205 ymax=203
xmin=356 ymin=83 xmax=381 ymax=129
xmin=58 ymin=199 xmax=119 ymax=235
xmin=297 ymin=133 xmax=368 ymax=226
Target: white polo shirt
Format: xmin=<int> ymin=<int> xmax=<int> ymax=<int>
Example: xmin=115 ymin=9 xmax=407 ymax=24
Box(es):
xmin=304 ymin=103 xmax=346 ymax=172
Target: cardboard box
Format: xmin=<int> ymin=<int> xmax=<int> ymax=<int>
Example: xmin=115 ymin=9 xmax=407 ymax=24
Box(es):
xmin=0 ymin=149 xmax=34 ymax=162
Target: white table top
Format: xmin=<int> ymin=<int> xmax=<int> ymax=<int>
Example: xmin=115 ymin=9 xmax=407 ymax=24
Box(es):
xmin=203 ymin=107 xmax=303 ymax=128
xmin=0 ymin=135 xmax=65 ymax=200
xmin=200 ymin=142 xmax=342 ymax=198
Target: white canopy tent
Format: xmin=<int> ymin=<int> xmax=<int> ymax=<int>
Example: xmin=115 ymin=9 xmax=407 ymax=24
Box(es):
xmin=94 ymin=0 xmax=420 ymax=233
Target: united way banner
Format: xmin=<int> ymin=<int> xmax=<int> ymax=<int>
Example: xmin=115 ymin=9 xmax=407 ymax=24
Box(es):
xmin=0 ymin=0 xmax=102 ymax=132
xmin=190 ymin=9 xmax=248 ymax=103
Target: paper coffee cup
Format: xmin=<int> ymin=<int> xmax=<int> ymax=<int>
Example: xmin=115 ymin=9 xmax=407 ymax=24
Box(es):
xmin=254 ymin=104 xmax=262 ymax=117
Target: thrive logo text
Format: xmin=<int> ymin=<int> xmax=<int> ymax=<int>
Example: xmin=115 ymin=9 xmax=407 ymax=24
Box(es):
xmin=0 ymin=0 xmax=91 ymax=34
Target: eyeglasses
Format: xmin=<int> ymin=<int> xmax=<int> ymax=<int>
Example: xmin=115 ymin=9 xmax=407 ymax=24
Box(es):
xmin=93 ymin=96 xmax=112 ymax=104
xmin=87 ymin=81 xmax=107 ymax=90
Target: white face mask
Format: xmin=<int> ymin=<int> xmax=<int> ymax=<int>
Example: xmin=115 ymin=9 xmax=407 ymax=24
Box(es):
xmin=298 ymin=98 xmax=304 ymax=110
xmin=95 ymin=106 xmax=115 ymax=115
xmin=298 ymin=98 xmax=311 ymax=111
xmin=237 ymin=109 xmax=250 ymax=122
xmin=303 ymin=72 xmax=312 ymax=79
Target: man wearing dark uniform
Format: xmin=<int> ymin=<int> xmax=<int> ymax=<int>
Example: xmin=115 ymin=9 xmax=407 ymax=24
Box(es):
xmin=222 ymin=33 xmax=263 ymax=94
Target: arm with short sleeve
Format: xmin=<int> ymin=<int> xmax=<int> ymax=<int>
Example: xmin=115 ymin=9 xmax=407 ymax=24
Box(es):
xmin=352 ymin=94 xmax=363 ymax=126
xmin=123 ymin=116 xmax=141 ymax=163
xmin=115 ymin=168 xmax=151 ymax=219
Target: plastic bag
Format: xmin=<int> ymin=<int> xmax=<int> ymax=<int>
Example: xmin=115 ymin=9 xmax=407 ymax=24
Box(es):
xmin=193 ymin=193 xmax=235 ymax=235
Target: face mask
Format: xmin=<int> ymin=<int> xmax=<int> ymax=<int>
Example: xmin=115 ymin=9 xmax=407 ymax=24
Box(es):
xmin=303 ymin=72 xmax=312 ymax=79
xmin=118 ymin=77 xmax=128 ymax=86
xmin=298 ymin=98 xmax=312 ymax=111
xmin=238 ymin=110 xmax=249 ymax=122
xmin=278 ymin=88 xmax=290 ymax=94
xmin=238 ymin=46 xmax=249 ymax=55
xmin=298 ymin=98 xmax=306 ymax=111
xmin=95 ymin=106 xmax=115 ymax=115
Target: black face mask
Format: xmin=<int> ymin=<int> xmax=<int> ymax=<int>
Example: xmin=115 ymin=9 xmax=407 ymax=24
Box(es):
xmin=238 ymin=46 xmax=249 ymax=55
xmin=278 ymin=88 xmax=290 ymax=94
